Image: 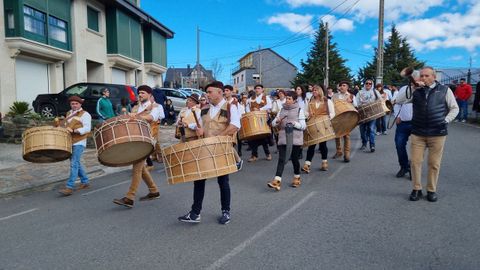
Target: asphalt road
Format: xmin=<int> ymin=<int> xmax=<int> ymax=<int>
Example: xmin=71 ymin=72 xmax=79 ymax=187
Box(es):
xmin=1 ymin=122 xmax=479 ymax=270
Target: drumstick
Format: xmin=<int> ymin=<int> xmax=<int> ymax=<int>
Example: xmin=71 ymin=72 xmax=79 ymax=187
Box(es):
xmin=192 ymin=110 xmax=203 ymax=139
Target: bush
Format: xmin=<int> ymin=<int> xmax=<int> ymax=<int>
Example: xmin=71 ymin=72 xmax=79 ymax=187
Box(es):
xmin=7 ymin=101 xmax=31 ymax=116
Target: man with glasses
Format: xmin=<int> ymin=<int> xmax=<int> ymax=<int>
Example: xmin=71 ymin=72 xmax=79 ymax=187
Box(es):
xmin=356 ymin=79 xmax=381 ymax=152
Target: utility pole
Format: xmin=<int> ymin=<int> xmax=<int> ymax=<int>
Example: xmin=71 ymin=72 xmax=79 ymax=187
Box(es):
xmin=258 ymin=45 xmax=263 ymax=84
xmin=324 ymin=22 xmax=330 ymax=88
xmin=376 ymin=0 xmax=384 ymax=85
xmin=196 ymin=26 xmax=201 ymax=89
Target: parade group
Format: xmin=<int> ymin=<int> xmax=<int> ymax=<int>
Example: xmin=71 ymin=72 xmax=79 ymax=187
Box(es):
xmin=52 ymin=66 xmax=459 ymax=225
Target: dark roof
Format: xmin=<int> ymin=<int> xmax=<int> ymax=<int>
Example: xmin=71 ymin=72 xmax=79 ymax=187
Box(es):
xmin=165 ymin=64 xmax=214 ymax=82
xmin=239 ymin=48 xmax=296 ymax=69
xmin=106 ymin=0 xmax=174 ymax=38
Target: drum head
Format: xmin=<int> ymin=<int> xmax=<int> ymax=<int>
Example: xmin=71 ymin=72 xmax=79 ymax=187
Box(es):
xmin=23 ymin=149 xmax=71 ymax=163
xmin=332 ymin=112 xmax=359 ymax=138
xmin=98 ymin=141 xmax=153 ymax=167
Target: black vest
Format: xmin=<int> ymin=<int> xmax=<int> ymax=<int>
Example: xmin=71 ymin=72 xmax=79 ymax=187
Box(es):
xmin=412 ymin=83 xmax=448 ymax=136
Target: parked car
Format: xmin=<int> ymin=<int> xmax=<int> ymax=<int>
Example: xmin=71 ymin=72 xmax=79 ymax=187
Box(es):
xmin=152 ymin=88 xmax=187 ymax=112
xmin=178 ymin=88 xmax=204 ymax=96
xmin=32 ymin=83 xmax=137 ymax=118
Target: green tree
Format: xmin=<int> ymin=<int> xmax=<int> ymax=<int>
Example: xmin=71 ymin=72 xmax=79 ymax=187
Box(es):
xmin=293 ymin=22 xmax=352 ymax=88
xmin=358 ymin=25 xmax=424 ymax=86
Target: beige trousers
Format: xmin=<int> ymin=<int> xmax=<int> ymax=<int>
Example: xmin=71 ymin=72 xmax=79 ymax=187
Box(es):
xmin=126 ymin=159 xmax=159 ymax=200
xmin=335 ymin=133 xmax=351 ymax=159
xmin=410 ymin=134 xmax=447 ymax=192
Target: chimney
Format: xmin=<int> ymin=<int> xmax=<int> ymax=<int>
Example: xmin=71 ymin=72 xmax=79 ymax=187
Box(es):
xmin=187 ymin=64 xmax=191 ymax=74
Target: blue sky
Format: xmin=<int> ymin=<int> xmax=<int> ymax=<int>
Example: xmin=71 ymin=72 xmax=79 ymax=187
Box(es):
xmin=141 ymin=0 xmax=479 ymax=83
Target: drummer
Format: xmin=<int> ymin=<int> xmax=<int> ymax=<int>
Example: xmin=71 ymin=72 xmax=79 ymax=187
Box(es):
xmin=356 ymin=79 xmax=382 ymax=153
xmin=178 ymin=81 xmax=241 ymax=225
xmin=268 ymin=91 xmax=306 ymax=191
xmin=176 ymin=93 xmax=202 ymax=142
xmin=224 ymin=85 xmax=244 ymax=169
xmin=302 ymin=84 xmax=335 ymax=173
xmin=113 ymin=85 xmax=164 ymax=208
xmin=59 ymin=96 xmax=92 ymax=196
xmin=246 ymin=84 xmax=272 ymax=162
xmin=332 ymin=81 xmax=357 ymax=163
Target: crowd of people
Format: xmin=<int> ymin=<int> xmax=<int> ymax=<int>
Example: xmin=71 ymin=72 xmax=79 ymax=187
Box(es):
xmin=58 ymin=66 xmax=460 ymax=225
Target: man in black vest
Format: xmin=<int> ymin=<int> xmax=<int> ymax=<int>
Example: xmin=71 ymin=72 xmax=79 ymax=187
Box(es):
xmin=396 ymin=67 xmax=459 ymax=202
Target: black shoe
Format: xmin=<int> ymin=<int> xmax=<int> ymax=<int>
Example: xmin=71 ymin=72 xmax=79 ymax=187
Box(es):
xmin=178 ymin=212 xmax=201 ymax=223
xmin=396 ymin=168 xmax=408 ymax=178
xmin=409 ymin=190 xmax=423 ymax=201
xmin=343 ymin=157 xmax=350 ymax=163
xmin=113 ymin=197 xmax=134 ymax=208
xmin=370 ymin=146 xmax=375 ymax=153
xmin=236 ymin=160 xmax=244 ymax=171
xmin=360 ymin=145 xmax=366 ymax=151
xmin=139 ymin=192 xmax=160 ymax=201
xmin=218 ymin=210 xmax=231 ymax=225
xmin=427 ymin=191 xmax=438 ymax=202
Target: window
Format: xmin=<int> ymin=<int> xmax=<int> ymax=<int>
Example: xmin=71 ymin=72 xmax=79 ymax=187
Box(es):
xmin=87 ymin=6 xmax=99 ymax=32
xmin=66 ymin=85 xmax=89 ymax=97
xmin=23 ymin=6 xmax=46 ymax=36
xmin=48 ymin=16 xmax=67 ymax=43
xmin=7 ymin=11 xmax=15 ymax=29
xmin=241 ymin=74 xmax=244 ymax=82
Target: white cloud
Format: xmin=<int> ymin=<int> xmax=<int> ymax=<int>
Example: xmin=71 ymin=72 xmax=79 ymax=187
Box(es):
xmin=285 ymin=0 xmax=445 ymax=21
xmin=396 ymin=2 xmax=480 ymax=52
xmin=449 ymin=55 xmax=464 ymax=61
xmin=321 ymin=15 xmax=354 ymax=32
xmin=267 ymin=13 xmax=314 ymax=34
xmin=363 ymin=44 xmax=372 ymax=50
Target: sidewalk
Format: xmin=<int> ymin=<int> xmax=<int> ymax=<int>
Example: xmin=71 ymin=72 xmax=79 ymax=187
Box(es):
xmin=0 ymin=126 xmax=177 ymax=196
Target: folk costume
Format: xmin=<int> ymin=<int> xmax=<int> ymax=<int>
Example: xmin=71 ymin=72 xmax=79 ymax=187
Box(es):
xmin=246 ymin=93 xmax=272 ymax=162
xmin=332 ymin=92 xmax=356 ymax=162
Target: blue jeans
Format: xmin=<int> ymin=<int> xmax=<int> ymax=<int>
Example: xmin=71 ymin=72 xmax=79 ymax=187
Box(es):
xmin=360 ymin=120 xmax=376 ymax=147
xmin=456 ymin=100 xmax=468 ymax=120
xmin=66 ymin=145 xmax=89 ymax=189
xmin=394 ymin=121 xmax=412 ymax=169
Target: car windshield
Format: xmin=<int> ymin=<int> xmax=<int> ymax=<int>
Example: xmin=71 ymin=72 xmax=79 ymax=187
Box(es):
xmin=65 ymin=85 xmax=89 ymax=97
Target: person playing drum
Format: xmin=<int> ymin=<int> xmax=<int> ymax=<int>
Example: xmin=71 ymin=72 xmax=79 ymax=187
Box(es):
xmin=59 ymin=96 xmax=92 ymax=196
xmin=267 ymin=91 xmax=306 ymax=191
xmin=223 ymin=85 xmax=244 ymax=170
xmin=246 ymin=84 xmax=272 ymax=162
xmin=332 ymin=81 xmax=357 ymax=162
xmin=178 ymin=81 xmax=241 ymax=225
xmin=356 ymin=79 xmax=382 ymax=153
xmin=302 ymin=84 xmax=335 ymax=173
xmin=113 ymin=85 xmax=164 ymax=208
xmin=176 ymin=93 xmax=202 ymax=142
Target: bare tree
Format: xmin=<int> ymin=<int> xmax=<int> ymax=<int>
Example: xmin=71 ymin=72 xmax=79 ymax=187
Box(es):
xmin=211 ymin=59 xmax=223 ymax=80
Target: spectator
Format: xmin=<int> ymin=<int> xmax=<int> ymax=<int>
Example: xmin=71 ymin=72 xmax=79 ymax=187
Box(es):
xmin=162 ymin=99 xmax=176 ymax=125
xmin=454 ymin=78 xmax=473 ymax=122
xmin=473 ymin=77 xmax=480 ymax=119
xmin=96 ymin=88 xmax=115 ymax=122
xmin=116 ymin=97 xmax=132 ymax=115
xmin=199 ymin=95 xmax=209 ymax=109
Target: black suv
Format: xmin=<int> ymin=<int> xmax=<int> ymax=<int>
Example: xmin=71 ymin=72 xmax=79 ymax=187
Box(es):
xmin=33 ymin=83 xmax=137 ymax=118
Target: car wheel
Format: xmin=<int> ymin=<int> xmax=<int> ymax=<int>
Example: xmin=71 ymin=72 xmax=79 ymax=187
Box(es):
xmin=40 ymin=104 xmax=56 ymax=118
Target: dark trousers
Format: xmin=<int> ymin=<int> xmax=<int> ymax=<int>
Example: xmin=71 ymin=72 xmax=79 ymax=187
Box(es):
xmin=191 ymin=175 xmax=230 ymax=215
xmin=394 ymin=121 xmax=412 ymax=170
xmin=237 ymin=134 xmax=242 ymax=157
xmin=249 ymin=138 xmax=270 ymax=157
xmin=275 ymin=145 xmax=301 ymax=177
xmin=306 ymin=141 xmax=328 ymax=161
xmin=146 ymin=156 xmax=153 ymax=166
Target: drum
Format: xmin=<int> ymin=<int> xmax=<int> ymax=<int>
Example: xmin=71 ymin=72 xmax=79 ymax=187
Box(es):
xmin=161 ymin=136 xmax=238 ymax=184
xmin=238 ymin=111 xmax=271 ymax=141
xmin=94 ymin=115 xmax=154 ymax=167
xmin=331 ymin=100 xmax=359 ymax=138
xmin=357 ymin=100 xmax=386 ymax=124
xmin=22 ymin=126 xmax=72 ymax=163
xmin=303 ymin=116 xmax=336 ymax=147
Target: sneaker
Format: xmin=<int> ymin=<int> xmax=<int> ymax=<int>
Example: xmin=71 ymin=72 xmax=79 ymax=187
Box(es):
xmin=370 ymin=146 xmax=376 ymax=153
xmin=382 ymin=131 xmax=388 ymax=135
xmin=267 ymin=179 xmax=281 ymax=191
xmin=266 ymin=154 xmax=272 ymax=161
xmin=59 ymin=188 xmax=74 ymax=196
xmin=359 ymin=145 xmax=366 ymax=151
xmin=461 ymin=119 xmax=466 ymax=123
xmin=218 ymin=210 xmax=231 ymax=225
xmin=290 ymin=177 xmax=301 ymax=188
xmin=77 ymin=183 xmax=90 ymax=190
xmin=453 ymin=119 xmax=459 ymax=122
xmin=178 ymin=212 xmax=201 ymax=223
xmin=236 ymin=160 xmax=244 ymax=171
xmin=139 ymin=192 xmax=160 ymax=201
xmin=248 ymin=156 xmax=257 ymax=162
xmin=113 ymin=197 xmax=134 ymax=208
xmin=302 ymin=164 xmax=311 ymax=173
xmin=375 ymin=132 xmax=381 ymax=135
xmin=320 ymin=160 xmax=328 ymax=171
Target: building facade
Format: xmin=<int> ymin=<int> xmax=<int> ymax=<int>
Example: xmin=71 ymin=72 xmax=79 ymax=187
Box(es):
xmin=232 ymin=48 xmax=297 ymax=93
xmin=164 ymin=64 xmax=214 ymax=89
xmin=0 ymin=0 xmax=173 ymax=114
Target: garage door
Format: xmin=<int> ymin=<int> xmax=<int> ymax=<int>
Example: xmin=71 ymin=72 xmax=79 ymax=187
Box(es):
xmin=146 ymin=73 xmax=156 ymax=87
xmin=112 ymin=68 xmax=126 ymax=84
xmin=15 ymin=58 xmax=49 ymax=108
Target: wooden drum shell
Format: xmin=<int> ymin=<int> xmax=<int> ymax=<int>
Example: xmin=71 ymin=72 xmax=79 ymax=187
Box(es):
xmin=357 ymin=100 xmax=386 ymax=124
xmin=238 ymin=111 xmax=271 ymax=141
xmin=331 ymin=100 xmax=359 ymax=138
xmin=303 ymin=116 xmax=336 ymax=148
xmin=22 ymin=126 xmax=72 ymax=163
xmin=94 ymin=116 xmax=154 ymax=167
xmin=161 ymin=136 xmax=238 ymax=185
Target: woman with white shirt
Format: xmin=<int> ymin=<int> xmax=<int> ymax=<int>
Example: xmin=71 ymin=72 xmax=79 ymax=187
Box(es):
xmin=295 ymin=85 xmax=307 ymax=111
xmin=302 ymin=85 xmax=335 ymax=173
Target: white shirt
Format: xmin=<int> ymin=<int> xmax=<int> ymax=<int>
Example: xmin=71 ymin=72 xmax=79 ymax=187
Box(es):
xmin=356 ymin=88 xmax=382 ymax=107
xmin=333 ymin=92 xmax=358 ymax=107
xmin=393 ymin=86 xmax=413 ymax=122
xmin=137 ymin=100 xmax=164 ymax=121
xmin=209 ymin=99 xmax=241 ymax=129
xmin=296 ymin=97 xmax=306 ymax=111
xmin=272 ymin=98 xmax=286 ymax=114
xmin=246 ymin=93 xmax=272 ymax=112
xmin=69 ymin=109 xmax=91 ymax=147
xmin=177 ymin=107 xmax=202 ymax=130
